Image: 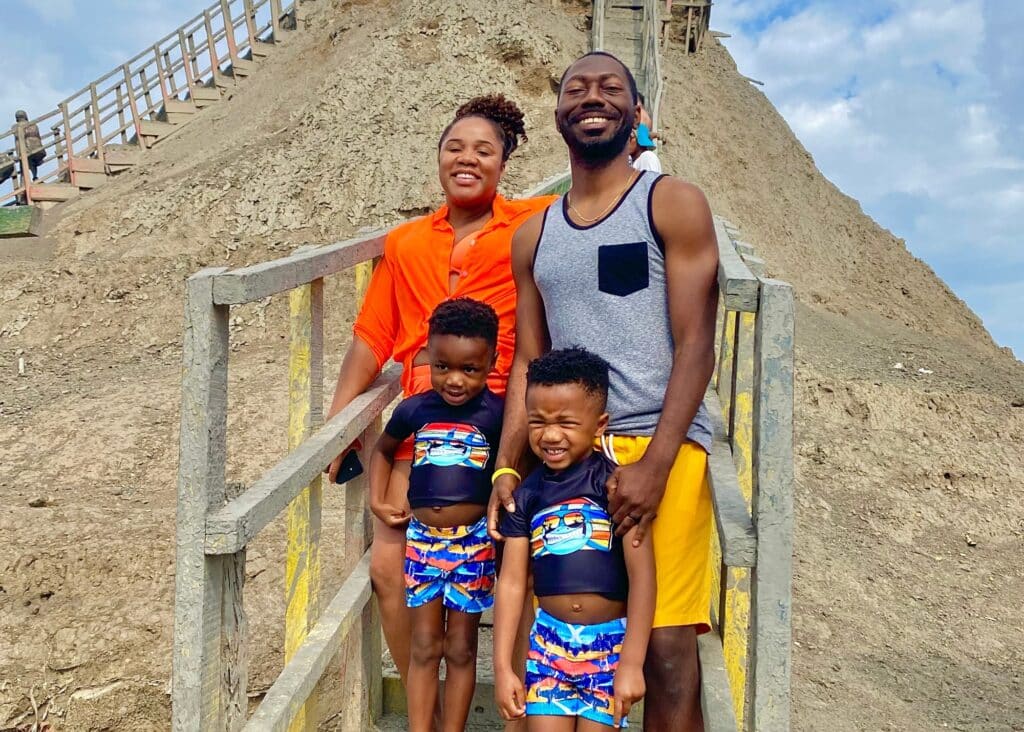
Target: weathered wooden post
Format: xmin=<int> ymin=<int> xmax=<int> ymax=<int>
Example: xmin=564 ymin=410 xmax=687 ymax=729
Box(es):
xmin=14 ymin=120 xmax=33 ymax=202
xmin=750 ymin=279 xmax=795 ymax=731
xmin=179 ymin=29 xmax=200 ymax=100
xmin=270 ymin=0 xmax=283 ymax=41
xmin=242 ymin=0 xmax=259 ymax=50
xmin=220 ymin=0 xmax=243 ymax=68
xmin=172 ymin=268 xmax=248 ymax=731
xmin=153 ymin=45 xmax=172 ymax=108
xmin=119 ymin=66 xmax=145 ymax=148
xmin=89 ymin=83 xmax=106 ymax=164
xmin=721 ymin=308 xmax=756 ymax=728
xmin=285 ymin=262 xmax=324 ymax=732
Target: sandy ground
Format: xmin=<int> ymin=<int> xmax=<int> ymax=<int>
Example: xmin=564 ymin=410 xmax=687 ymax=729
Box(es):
xmin=1 ymin=0 xmax=1022 ymax=730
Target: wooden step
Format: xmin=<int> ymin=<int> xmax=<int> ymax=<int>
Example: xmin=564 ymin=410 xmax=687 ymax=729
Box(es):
xmin=138 ymin=119 xmax=177 ymax=139
xmin=104 ymin=145 xmax=142 ymax=172
xmin=251 ymin=41 xmax=274 ymax=58
xmin=69 ymin=158 xmax=105 ymax=174
xmin=213 ymin=69 xmax=236 ymax=91
xmin=229 ymin=58 xmax=255 ymax=77
xmin=72 ymin=170 xmax=108 ymax=190
xmin=189 ymin=85 xmax=221 ymax=108
xmin=28 ymin=183 xmax=79 ymax=203
xmin=160 ymin=99 xmax=197 ymax=125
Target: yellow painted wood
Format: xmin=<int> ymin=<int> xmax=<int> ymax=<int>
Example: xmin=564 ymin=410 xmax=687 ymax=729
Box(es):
xmin=354 ymin=259 xmax=375 ymax=305
xmin=721 ymin=311 xmax=756 ymax=728
xmin=717 ymin=311 xmax=737 ymax=422
xmin=286 ymin=280 xmax=324 ymax=732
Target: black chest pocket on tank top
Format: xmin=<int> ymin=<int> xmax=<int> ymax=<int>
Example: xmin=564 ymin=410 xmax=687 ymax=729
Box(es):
xmin=598 ymin=242 xmax=649 ymax=297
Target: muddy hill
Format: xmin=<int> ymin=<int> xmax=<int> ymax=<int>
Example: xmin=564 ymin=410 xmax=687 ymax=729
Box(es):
xmin=1 ymin=0 xmax=1021 ymax=729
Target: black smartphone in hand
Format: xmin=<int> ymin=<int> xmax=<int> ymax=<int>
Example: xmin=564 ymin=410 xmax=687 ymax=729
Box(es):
xmin=332 ymin=450 xmax=364 ymax=484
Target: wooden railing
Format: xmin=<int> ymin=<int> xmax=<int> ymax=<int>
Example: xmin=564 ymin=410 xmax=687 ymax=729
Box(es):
xmin=639 ymin=0 xmax=665 ymax=127
xmin=172 ymin=172 xmax=571 ymax=731
xmin=1 ymin=0 xmax=296 ymax=207
xmin=701 ymin=219 xmax=795 ymax=731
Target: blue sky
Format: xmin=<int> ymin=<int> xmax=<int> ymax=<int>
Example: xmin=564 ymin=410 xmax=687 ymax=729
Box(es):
xmin=2 ymin=1 xmax=1022 ymax=357
xmin=713 ymin=0 xmax=1024 ymax=358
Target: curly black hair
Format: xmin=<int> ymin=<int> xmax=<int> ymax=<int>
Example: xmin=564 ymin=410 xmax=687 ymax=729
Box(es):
xmin=428 ymin=297 xmax=499 ymax=348
xmin=527 ymin=347 xmax=610 ymax=406
xmin=438 ymin=94 xmax=528 ymax=161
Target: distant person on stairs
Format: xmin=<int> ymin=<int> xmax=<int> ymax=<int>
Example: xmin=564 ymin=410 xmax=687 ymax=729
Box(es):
xmin=323 ymin=94 xmax=556 ymax=729
xmin=629 ymin=122 xmax=662 ymax=173
xmin=489 ymin=51 xmax=718 ymax=732
xmin=14 ymin=111 xmax=45 ymax=181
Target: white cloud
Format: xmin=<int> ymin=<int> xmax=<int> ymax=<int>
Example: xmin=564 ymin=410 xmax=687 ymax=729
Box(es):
xmin=716 ymin=0 xmax=1024 ymax=357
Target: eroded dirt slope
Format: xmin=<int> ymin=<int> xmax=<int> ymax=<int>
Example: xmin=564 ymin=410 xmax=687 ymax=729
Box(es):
xmin=657 ymin=40 xmax=1024 ymax=731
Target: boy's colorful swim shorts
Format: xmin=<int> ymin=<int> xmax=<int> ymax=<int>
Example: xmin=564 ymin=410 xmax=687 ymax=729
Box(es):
xmin=525 ymin=607 xmax=628 ymax=727
xmin=404 ymin=515 xmax=495 ymax=613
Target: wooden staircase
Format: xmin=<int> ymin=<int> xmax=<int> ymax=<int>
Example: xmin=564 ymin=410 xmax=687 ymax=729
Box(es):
xmin=1 ymin=0 xmax=305 ymax=230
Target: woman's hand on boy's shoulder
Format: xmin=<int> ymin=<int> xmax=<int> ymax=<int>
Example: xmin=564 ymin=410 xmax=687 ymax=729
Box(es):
xmin=613 ymin=661 xmax=646 ymax=727
xmin=494 ymin=667 xmax=527 ymax=721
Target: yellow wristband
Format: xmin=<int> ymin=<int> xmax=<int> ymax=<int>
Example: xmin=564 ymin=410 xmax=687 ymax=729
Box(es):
xmin=491 ymin=467 xmax=522 ymax=485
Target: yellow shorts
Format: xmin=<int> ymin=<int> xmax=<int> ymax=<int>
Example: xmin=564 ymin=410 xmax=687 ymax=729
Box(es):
xmin=600 ymin=436 xmax=711 ymax=632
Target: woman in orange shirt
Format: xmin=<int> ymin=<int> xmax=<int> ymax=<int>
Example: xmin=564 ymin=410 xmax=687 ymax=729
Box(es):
xmin=325 ymin=94 xmax=555 ymax=697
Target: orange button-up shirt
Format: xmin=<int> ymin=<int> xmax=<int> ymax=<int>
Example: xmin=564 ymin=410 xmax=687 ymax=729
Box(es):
xmin=353 ymin=194 xmax=557 ymax=397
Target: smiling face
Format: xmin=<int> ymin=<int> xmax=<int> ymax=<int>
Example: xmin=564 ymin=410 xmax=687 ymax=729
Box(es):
xmin=428 ymin=333 xmax=496 ymax=406
xmin=438 ymin=116 xmax=506 ymax=210
xmin=526 ymin=382 xmax=609 ymax=471
xmin=555 ymin=54 xmax=639 ymax=163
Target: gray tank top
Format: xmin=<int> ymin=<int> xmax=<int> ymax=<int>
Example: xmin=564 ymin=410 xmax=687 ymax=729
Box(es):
xmin=533 ymin=171 xmax=712 ymax=452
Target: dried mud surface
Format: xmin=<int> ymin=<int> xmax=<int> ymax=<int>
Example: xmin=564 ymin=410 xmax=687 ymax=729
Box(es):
xmin=2 ymin=1 xmax=1022 ymax=730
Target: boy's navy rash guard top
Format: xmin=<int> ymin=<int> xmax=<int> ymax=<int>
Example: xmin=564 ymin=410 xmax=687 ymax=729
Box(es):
xmin=500 ymin=452 xmax=628 ymax=601
xmin=384 ymin=387 xmax=503 ymax=509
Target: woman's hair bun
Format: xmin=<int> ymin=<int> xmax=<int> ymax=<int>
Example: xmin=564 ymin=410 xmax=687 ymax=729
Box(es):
xmin=451 ymin=94 xmax=527 ymax=161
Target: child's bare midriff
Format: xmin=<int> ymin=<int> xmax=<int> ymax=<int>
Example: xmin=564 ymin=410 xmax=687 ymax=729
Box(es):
xmin=412 ymin=503 xmax=486 ymax=528
xmin=539 ymin=593 xmax=627 ymax=625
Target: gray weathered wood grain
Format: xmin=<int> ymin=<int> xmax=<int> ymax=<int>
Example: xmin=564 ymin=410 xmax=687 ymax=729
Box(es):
xmin=742 ymin=254 xmax=765 ymax=278
xmin=204 ymin=366 xmax=401 ymax=554
xmin=705 ymin=389 xmax=758 ymax=568
xmin=242 ymin=552 xmax=374 ymax=732
xmin=750 ymin=278 xmax=795 ymax=731
xmin=212 ymin=233 xmax=386 ymax=305
xmin=172 ymin=268 xmax=240 ymax=730
xmin=698 ymin=631 xmax=741 ymax=732
xmin=714 ymin=217 xmax=760 ymax=312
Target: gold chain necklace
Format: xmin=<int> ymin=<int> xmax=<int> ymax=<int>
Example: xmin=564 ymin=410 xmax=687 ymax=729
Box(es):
xmin=567 ymin=170 xmax=639 ymax=224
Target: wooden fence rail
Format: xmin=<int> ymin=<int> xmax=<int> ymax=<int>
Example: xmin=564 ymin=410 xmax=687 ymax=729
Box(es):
xmin=1 ymin=0 xmax=295 ymax=207
xmin=702 ymin=218 xmax=795 ymax=731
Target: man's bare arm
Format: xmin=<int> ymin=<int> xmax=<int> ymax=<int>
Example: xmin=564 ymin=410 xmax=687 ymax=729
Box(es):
xmin=608 ymin=178 xmax=719 ymax=540
xmin=488 ymin=212 xmax=551 ymax=538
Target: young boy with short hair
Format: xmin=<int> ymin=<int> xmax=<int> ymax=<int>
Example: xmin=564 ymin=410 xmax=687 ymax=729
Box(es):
xmin=369 ymin=297 xmax=503 ymax=732
xmin=493 ymin=347 xmax=656 ymax=730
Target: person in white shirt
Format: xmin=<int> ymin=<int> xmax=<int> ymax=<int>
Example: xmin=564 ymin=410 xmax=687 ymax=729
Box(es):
xmin=630 ymin=122 xmax=662 ymax=172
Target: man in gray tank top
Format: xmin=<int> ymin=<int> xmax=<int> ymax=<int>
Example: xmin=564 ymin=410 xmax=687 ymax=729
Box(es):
xmin=489 ymin=52 xmax=719 ymax=731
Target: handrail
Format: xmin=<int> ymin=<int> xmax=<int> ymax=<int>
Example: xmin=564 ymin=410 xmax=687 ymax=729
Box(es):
xmin=2 ymin=0 xmax=294 ymax=206
xmin=705 ymin=218 xmax=794 ymax=731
